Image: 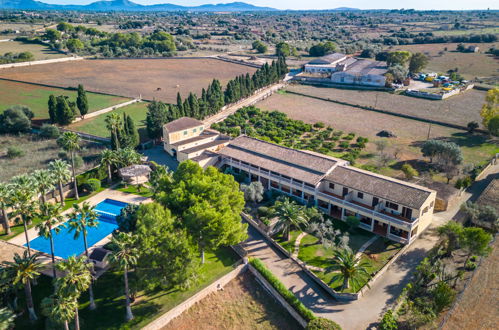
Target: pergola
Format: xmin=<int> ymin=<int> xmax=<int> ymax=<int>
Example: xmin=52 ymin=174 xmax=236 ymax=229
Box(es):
xmin=118 ymin=164 xmax=152 ymax=185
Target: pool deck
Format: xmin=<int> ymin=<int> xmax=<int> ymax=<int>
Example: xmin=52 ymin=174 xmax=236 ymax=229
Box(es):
xmin=7 ymin=188 xmax=152 ymax=277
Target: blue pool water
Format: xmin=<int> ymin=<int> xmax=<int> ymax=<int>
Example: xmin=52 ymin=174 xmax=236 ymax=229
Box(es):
xmin=27 ymin=199 xmax=128 ymax=259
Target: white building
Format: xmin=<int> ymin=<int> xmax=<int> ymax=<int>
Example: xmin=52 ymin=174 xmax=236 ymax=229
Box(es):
xmin=331 ymin=59 xmax=388 ymax=87
xmin=303 ymin=53 xmax=348 ymax=74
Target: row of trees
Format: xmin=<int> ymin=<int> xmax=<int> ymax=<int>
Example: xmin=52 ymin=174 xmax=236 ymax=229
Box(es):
xmin=48 ymin=85 xmax=89 ymax=125
xmin=0 ymin=51 xmax=34 ymax=64
xmin=145 ymin=57 xmax=288 ymax=140
xmin=105 ymin=112 xmax=140 ymax=150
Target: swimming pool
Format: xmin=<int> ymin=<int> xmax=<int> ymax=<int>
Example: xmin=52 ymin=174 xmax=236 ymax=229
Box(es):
xmin=27 ymin=199 xmax=128 ymax=259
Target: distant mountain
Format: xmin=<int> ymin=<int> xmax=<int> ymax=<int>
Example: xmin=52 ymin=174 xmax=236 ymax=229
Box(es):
xmin=0 ymin=0 xmax=278 ymax=11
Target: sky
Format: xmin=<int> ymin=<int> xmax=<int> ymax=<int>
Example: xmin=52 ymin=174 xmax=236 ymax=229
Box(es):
xmin=40 ymin=0 xmax=499 ymax=10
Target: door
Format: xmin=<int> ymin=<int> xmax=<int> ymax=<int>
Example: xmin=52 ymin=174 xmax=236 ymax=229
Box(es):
xmin=342 ymin=187 xmax=349 ymax=197
xmin=372 ymin=197 xmax=379 ymax=207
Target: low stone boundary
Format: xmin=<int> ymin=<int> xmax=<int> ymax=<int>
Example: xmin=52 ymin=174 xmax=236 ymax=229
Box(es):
xmin=405 ymin=84 xmax=474 ymax=100
xmin=0 ymin=56 xmax=83 ymax=70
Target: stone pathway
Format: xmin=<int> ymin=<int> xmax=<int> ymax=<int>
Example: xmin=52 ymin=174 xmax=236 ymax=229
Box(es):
xmin=355 ymin=235 xmax=379 ymax=258
xmin=292 ymin=232 xmax=307 ymax=258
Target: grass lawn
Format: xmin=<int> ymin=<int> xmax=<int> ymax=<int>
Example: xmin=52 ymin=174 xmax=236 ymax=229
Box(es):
xmin=0 ymin=79 xmax=130 ymax=119
xmin=273 ymin=230 xmax=301 ymax=254
xmin=14 ymin=247 xmax=240 ymax=330
xmin=68 ymin=102 xmax=150 ymax=142
xmin=0 ymin=40 xmax=68 ymax=61
xmin=116 ymin=183 xmax=153 ymax=198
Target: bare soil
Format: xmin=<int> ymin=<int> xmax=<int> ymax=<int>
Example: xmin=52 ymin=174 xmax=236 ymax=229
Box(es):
xmin=162 ymin=273 xmax=301 ymax=330
xmin=0 ymin=58 xmax=257 ymax=102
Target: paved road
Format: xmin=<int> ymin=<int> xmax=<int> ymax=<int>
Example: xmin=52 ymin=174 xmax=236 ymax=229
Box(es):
xmin=242 ymin=162 xmax=499 ymax=329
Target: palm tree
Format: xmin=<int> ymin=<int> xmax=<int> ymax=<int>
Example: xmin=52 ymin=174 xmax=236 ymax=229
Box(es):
xmin=108 ymin=232 xmax=138 ymax=321
xmin=105 ymin=113 xmax=122 ymax=150
xmin=2 ymin=251 xmax=42 ymax=321
xmin=326 ymin=249 xmax=371 ymax=291
xmin=0 ymin=183 xmax=12 ymax=235
xmin=67 ymin=202 xmax=99 ymax=310
xmin=10 ymin=175 xmax=38 ymax=256
xmin=57 ymin=132 xmax=81 ymax=200
xmin=272 ymin=197 xmax=308 ymax=241
xmin=437 ymin=221 xmax=464 ymax=257
xmin=32 ymin=169 xmax=56 ymax=205
xmin=54 ymin=256 xmax=92 ymax=330
xmin=35 ymin=203 xmax=65 ymax=278
xmin=100 ymin=149 xmax=117 ymax=184
xmin=116 ymin=148 xmax=141 ymax=168
xmin=41 ymin=295 xmax=76 ymax=330
xmin=49 ymin=159 xmax=72 ymax=205
xmin=0 ymin=307 xmax=15 ymax=329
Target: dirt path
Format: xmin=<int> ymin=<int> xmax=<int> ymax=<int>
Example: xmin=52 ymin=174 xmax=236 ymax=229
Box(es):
xmin=162 ymin=272 xmax=301 ymax=330
xmin=71 ymin=98 xmax=141 ymax=123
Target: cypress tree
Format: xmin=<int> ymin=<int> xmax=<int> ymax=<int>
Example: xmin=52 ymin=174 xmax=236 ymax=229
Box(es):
xmin=48 ymin=94 xmax=57 ymax=124
xmin=55 ymin=95 xmax=75 ymax=125
xmin=125 ymin=114 xmax=139 ymax=147
xmin=76 ymin=84 xmax=89 ymax=118
xmin=176 ymin=92 xmax=184 ymax=117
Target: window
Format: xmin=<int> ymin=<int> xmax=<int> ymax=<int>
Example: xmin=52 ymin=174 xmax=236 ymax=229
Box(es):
xmin=430 ymin=201 xmax=434 ymax=208
xmin=422 ymin=206 xmax=429 ymax=214
xmin=357 ymin=192 xmax=364 ymax=199
xmin=193 ymin=128 xmax=197 ymax=133
xmin=183 ymin=130 xmax=187 ymax=135
xmin=329 ymin=183 xmax=335 ymax=190
xmin=386 ymin=202 xmax=399 ymax=210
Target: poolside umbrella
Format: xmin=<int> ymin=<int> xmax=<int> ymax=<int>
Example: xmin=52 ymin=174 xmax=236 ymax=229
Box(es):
xmin=118 ymin=165 xmax=152 ymax=185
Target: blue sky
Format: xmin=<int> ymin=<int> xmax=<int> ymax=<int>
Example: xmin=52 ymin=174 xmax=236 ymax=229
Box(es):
xmin=41 ymin=0 xmax=498 ymax=10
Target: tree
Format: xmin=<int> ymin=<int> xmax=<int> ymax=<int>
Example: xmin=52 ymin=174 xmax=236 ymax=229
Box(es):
xmin=55 ymin=96 xmax=76 ymax=125
xmin=44 ymin=29 xmax=61 ymax=43
xmin=116 ymin=147 xmax=141 ymax=167
xmin=105 ymin=113 xmax=122 ymax=150
xmin=57 ymin=132 xmax=81 ymax=200
xmin=146 ymin=101 xmax=170 ymax=140
xmin=67 ymin=202 xmax=99 ymax=310
xmin=66 ymin=39 xmax=84 ymax=53
xmin=135 ymin=203 xmax=199 ymax=290
xmin=387 ymin=64 xmax=408 ymax=82
xmin=0 ymin=105 xmax=33 ymax=134
xmin=158 ymin=161 xmax=248 ymax=264
xmin=100 ymin=149 xmax=117 ymax=183
xmin=309 ymin=41 xmax=336 ymax=56
xmin=0 ymin=183 xmax=12 ymax=235
xmin=276 ymin=42 xmax=294 ymax=57
xmin=123 ymin=113 xmax=140 ymax=147
xmin=32 ymin=169 xmax=56 ymax=205
xmin=0 ymin=307 xmax=15 ymax=330
xmin=49 ymin=159 xmax=72 ymax=205
xmin=461 ymin=227 xmax=492 ymax=263
xmin=437 ymin=222 xmax=464 ymax=257
xmin=467 ymin=121 xmax=479 ymax=133
xmin=76 ymin=84 xmax=88 ymax=119
xmin=108 ymin=232 xmax=138 ymax=321
xmin=480 ymin=88 xmax=498 ymax=128
xmin=409 ymin=52 xmax=429 ymax=73
xmin=41 ymin=295 xmax=76 ymax=330
xmin=252 ymin=40 xmax=267 ymax=53
xmin=2 ymin=251 xmax=42 ymax=321
xmin=48 ymin=94 xmax=57 ymax=124
xmin=272 ymin=197 xmax=308 ymax=241
xmin=240 ymin=181 xmax=264 ymax=205
xmin=54 ymin=256 xmax=92 ymax=330
xmin=386 ymin=51 xmax=412 ymax=66
xmin=379 ymin=310 xmax=398 ymax=330
xmin=487 ymin=115 xmax=499 ymax=136
xmin=10 ymin=174 xmax=38 ymax=255
xmin=432 ymin=281 xmax=456 ymax=313
xmin=326 ymin=248 xmax=371 ymax=291
xmin=36 ymin=203 xmax=65 ymax=278
xmin=401 ymin=163 xmax=418 ymax=179
xmin=345 ymin=215 xmax=360 ymax=232
xmin=115 ymin=204 xmax=139 ymax=233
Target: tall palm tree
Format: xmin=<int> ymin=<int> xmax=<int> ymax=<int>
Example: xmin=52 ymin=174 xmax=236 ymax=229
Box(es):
xmin=100 ymin=149 xmax=117 ymax=184
xmin=10 ymin=175 xmax=38 ymax=256
xmin=35 ymin=203 xmax=65 ymax=278
xmin=54 ymin=256 xmax=92 ymax=330
xmin=41 ymin=295 xmax=76 ymax=330
xmin=326 ymin=249 xmax=371 ymax=291
xmin=32 ymin=169 xmax=56 ymax=205
xmin=272 ymin=197 xmax=308 ymax=241
xmin=0 ymin=183 xmax=12 ymax=235
xmin=116 ymin=148 xmax=141 ymax=168
xmin=57 ymin=132 xmax=81 ymax=200
xmin=2 ymin=251 xmax=42 ymax=321
xmin=108 ymin=232 xmax=138 ymax=321
xmin=0 ymin=307 xmax=15 ymax=329
xmin=105 ymin=113 xmax=122 ymax=150
xmin=67 ymin=202 xmax=99 ymax=310
xmin=49 ymin=159 xmax=72 ymax=205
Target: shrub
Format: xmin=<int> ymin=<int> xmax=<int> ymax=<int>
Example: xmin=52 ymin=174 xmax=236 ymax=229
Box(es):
xmin=249 ymin=258 xmax=316 ymax=322
xmin=313 ymin=122 xmax=325 ymax=129
xmin=73 ymin=155 xmax=84 ymax=169
xmin=339 ymin=141 xmax=350 ymax=149
xmin=39 ymin=124 xmax=60 ymax=139
xmin=0 ymin=105 xmax=33 ymax=134
xmin=6 ymin=146 xmax=25 ymax=158
xmin=465 ymin=260 xmax=477 ymax=270
xmin=432 ymin=281 xmax=456 ymax=313
xmin=306 ymin=317 xmax=342 ymax=330
xmin=346 ymin=215 xmax=360 ymax=231
xmin=116 ymin=204 xmax=139 ymax=232
xmin=379 ymin=310 xmax=398 ymax=330
xmin=83 ymin=178 xmax=101 ymax=193
xmin=257 ymin=206 xmax=270 ymax=217
xmin=401 ymin=163 xmax=418 ymax=180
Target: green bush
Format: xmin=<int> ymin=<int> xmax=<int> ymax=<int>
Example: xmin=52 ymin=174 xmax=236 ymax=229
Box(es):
xmin=83 ymin=178 xmax=101 ymax=193
xmin=313 ymin=122 xmax=325 ymax=129
xmin=249 ymin=257 xmax=316 ymax=322
xmin=339 ymin=141 xmax=350 ymax=149
xmin=465 ymin=260 xmax=477 ymax=270
xmin=39 ymin=124 xmax=60 ymax=139
xmin=306 ymin=317 xmax=342 ymax=330
xmin=379 ymin=310 xmax=398 ymax=330
xmin=6 ymin=146 xmax=25 ymax=158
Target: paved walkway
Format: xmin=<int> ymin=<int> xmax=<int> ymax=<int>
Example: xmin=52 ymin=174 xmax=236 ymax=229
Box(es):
xmin=72 ymin=98 xmax=141 ymax=123
xmin=242 ymin=162 xmax=499 ymax=329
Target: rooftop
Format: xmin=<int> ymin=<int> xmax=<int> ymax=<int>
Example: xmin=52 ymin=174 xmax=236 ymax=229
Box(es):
xmin=171 ymin=129 xmax=219 ymax=147
xmin=307 ymin=53 xmax=347 ymax=65
xmin=218 ymin=136 xmax=338 ymax=185
xmin=325 ymin=165 xmax=433 ymax=210
xmin=164 ymin=117 xmax=204 ymax=133
xmin=476 ymin=179 xmax=499 ymax=213
xmin=335 ymin=59 xmax=387 ymax=76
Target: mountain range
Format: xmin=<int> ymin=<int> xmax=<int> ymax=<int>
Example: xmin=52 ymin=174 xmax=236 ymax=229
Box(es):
xmin=0 ymin=0 xmax=360 ymax=12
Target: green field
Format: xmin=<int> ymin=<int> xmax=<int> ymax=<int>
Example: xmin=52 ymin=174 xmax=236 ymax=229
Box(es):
xmin=68 ymin=101 xmax=150 ymax=141
xmin=432 ymin=27 xmax=499 ymax=36
xmin=0 ymin=79 xmax=130 ymax=119
xmin=0 ymin=40 xmax=68 ymax=60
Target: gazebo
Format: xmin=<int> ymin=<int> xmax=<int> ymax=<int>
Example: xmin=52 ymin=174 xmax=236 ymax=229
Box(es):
xmin=118 ymin=164 xmax=152 ymax=185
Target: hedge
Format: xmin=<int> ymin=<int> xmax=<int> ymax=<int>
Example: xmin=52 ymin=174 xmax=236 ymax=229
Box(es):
xmin=249 ymin=257 xmax=316 ymax=322
xmin=306 ymin=318 xmax=342 ymax=330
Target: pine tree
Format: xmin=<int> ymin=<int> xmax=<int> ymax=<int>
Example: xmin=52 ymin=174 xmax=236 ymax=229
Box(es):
xmin=48 ymin=94 xmax=57 ymax=124
xmin=55 ymin=96 xmax=75 ymax=125
xmin=146 ymin=101 xmax=169 ymax=140
xmin=76 ymin=84 xmax=89 ymax=119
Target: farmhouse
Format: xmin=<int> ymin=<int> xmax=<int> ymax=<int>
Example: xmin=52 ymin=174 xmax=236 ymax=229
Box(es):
xmin=162 ymin=123 xmax=436 ymax=244
xmin=303 ymin=53 xmax=348 ymax=74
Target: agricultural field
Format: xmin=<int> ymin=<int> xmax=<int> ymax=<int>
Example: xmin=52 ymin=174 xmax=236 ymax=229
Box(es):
xmin=0 ymin=79 xmax=130 ymax=119
xmin=0 ymin=40 xmax=68 ymax=60
xmin=255 ymin=91 xmax=498 ymax=179
xmin=0 ymin=58 xmax=257 ymax=102
xmin=286 ymin=84 xmax=486 ymax=128
xmin=388 ymin=42 xmax=499 ymax=83
xmin=68 ymin=101 xmax=149 ymax=141
xmin=163 ymin=273 xmax=301 ymax=330
xmin=0 ymin=134 xmax=105 ymax=182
